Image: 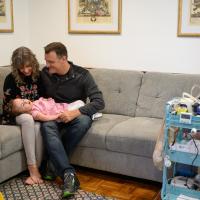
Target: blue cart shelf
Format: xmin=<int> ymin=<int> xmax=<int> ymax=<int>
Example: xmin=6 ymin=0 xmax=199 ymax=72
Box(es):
xmin=161 ymin=101 xmax=200 ymax=200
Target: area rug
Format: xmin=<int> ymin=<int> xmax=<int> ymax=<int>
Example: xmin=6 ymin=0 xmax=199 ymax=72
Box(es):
xmin=0 ymin=175 xmax=114 ymax=200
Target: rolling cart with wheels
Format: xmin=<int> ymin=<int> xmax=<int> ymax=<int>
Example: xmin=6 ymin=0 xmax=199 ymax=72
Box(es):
xmin=161 ymin=100 xmax=200 ymax=200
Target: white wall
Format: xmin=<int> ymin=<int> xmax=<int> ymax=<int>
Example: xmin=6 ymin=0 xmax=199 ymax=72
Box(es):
xmin=1 ymin=0 xmax=200 ymax=74
xmin=0 ymin=0 xmax=30 ymax=66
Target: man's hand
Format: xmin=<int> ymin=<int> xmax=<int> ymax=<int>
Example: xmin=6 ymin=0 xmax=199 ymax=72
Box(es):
xmin=58 ymin=109 xmax=81 ymax=123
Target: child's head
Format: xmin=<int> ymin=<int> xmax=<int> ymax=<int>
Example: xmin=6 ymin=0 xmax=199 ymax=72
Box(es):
xmin=12 ymin=98 xmax=33 ymax=115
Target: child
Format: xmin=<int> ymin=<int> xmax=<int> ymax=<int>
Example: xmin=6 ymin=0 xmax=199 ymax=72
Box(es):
xmin=153 ymin=120 xmax=200 ymax=171
xmin=153 ymin=121 xmax=165 ymax=170
xmin=153 ymin=120 xmax=178 ymax=170
xmin=12 ymin=97 xmax=85 ymax=122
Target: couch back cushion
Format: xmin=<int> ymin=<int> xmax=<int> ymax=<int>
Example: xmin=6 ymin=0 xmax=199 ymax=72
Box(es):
xmin=136 ymin=72 xmax=200 ymax=119
xmin=0 ymin=66 xmax=11 ymax=115
xmin=89 ymin=68 xmax=143 ymax=116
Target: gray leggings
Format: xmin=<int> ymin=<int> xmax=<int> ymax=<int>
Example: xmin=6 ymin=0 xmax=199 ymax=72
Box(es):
xmin=16 ymin=114 xmax=43 ymax=166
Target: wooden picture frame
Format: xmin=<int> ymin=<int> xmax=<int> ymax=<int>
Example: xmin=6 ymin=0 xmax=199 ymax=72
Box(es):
xmin=68 ymin=0 xmax=122 ymax=34
xmin=178 ymin=0 xmax=200 ymax=37
xmin=0 ymin=0 xmax=14 ymax=33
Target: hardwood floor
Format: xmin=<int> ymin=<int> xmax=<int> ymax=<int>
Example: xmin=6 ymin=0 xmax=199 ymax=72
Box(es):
xmin=75 ymin=166 xmax=161 ymax=200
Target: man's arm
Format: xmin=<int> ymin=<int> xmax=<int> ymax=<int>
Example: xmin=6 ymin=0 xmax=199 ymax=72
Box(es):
xmin=59 ymin=109 xmax=81 ymax=123
xmin=79 ymin=71 xmax=105 ymax=116
xmin=59 ymin=71 xmax=104 ymax=123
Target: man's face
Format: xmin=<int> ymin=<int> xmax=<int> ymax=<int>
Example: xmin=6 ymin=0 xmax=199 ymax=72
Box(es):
xmin=45 ymin=51 xmax=66 ymax=74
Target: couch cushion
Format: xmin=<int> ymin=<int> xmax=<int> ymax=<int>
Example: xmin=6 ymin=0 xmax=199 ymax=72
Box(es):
xmin=0 ymin=99 xmax=2 ymax=115
xmin=0 ymin=66 xmax=11 ymax=116
xmin=136 ymin=72 xmax=200 ymax=118
xmin=78 ymin=114 xmax=131 ymax=149
xmin=106 ymin=117 xmax=163 ymax=158
xmin=0 ymin=125 xmax=23 ymax=159
xmin=0 ymin=66 xmax=11 ymax=99
xmin=89 ymin=68 xmax=143 ymax=117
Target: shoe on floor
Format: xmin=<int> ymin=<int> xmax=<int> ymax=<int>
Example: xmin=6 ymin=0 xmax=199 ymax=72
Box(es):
xmin=42 ymin=161 xmax=56 ymax=181
xmin=62 ymin=171 xmax=80 ymax=198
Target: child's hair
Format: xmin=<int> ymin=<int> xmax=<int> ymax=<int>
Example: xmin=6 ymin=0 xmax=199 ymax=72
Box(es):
xmin=11 ymin=99 xmax=22 ymax=116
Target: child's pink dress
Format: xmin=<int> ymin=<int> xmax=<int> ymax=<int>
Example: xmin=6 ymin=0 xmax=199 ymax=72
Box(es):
xmin=31 ymin=97 xmax=84 ymax=119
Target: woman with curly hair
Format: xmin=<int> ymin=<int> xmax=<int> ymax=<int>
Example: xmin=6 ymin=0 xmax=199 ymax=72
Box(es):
xmin=2 ymin=47 xmax=44 ymax=185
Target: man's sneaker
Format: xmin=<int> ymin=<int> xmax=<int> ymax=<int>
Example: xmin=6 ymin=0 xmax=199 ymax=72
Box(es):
xmin=62 ymin=171 xmax=80 ymax=198
xmin=42 ymin=161 xmax=56 ymax=181
xmin=43 ymin=172 xmax=56 ymax=181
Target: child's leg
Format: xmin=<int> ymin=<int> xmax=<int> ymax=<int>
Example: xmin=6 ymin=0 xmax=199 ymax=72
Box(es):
xmin=34 ymin=122 xmax=43 ymax=167
xmin=16 ymin=114 xmax=43 ymax=184
xmin=68 ymin=100 xmax=85 ymax=111
xmin=153 ymin=119 xmax=165 ymax=170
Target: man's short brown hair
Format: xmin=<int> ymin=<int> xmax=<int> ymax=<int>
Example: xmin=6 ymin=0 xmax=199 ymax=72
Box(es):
xmin=44 ymin=42 xmax=68 ymax=58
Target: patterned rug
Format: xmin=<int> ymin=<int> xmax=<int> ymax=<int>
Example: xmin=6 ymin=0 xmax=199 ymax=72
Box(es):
xmin=0 ymin=175 xmax=114 ymax=200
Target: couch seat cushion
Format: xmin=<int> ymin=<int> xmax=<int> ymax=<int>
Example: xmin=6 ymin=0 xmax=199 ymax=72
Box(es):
xmin=0 ymin=125 xmax=23 ymax=159
xmin=106 ymin=117 xmax=163 ymax=158
xmin=78 ymin=114 xmax=131 ymax=149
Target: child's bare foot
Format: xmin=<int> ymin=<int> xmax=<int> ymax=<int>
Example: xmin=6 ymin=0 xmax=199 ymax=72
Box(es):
xmin=26 ymin=164 xmax=43 ymax=184
xmin=25 ymin=176 xmax=35 ymax=185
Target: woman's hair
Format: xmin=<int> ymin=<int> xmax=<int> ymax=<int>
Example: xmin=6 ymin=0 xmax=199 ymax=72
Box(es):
xmin=11 ymin=47 xmax=40 ymax=84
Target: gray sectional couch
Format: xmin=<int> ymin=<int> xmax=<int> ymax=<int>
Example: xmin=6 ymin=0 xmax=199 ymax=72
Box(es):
xmin=1 ymin=65 xmax=200 ymax=183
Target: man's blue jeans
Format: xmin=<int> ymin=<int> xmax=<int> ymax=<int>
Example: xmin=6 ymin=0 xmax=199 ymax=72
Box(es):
xmin=41 ymin=115 xmax=92 ymax=178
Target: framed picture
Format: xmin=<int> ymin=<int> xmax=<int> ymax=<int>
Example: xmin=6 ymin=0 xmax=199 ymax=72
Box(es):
xmin=68 ymin=0 xmax=122 ymax=34
xmin=0 ymin=0 xmax=14 ymax=33
xmin=178 ymin=0 xmax=200 ymax=37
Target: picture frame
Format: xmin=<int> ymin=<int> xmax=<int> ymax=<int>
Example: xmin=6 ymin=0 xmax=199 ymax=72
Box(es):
xmin=178 ymin=0 xmax=200 ymax=37
xmin=68 ymin=0 xmax=122 ymax=34
xmin=0 ymin=0 xmax=14 ymax=33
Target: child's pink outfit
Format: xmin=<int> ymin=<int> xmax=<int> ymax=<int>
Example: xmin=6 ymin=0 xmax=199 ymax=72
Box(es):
xmin=31 ymin=97 xmax=84 ymax=119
